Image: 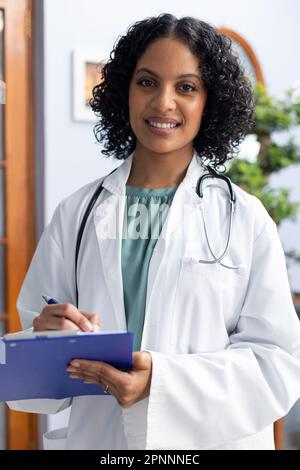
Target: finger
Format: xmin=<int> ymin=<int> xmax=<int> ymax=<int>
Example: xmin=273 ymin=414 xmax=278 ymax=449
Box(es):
xmin=69 ymin=372 xmax=96 ymax=381
xmin=33 ymin=314 xmax=78 ymax=331
xmin=66 ymin=367 xmax=96 ymax=379
xmin=131 ymin=351 xmax=152 ymax=371
xmin=44 ymin=304 xmax=93 ymax=332
xmin=69 ymin=372 xmax=102 ymax=384
xmin=92 ymin=324 xmax=100 ymax=333
xmin=81 ymin=312 xmax=101 ymax=331
xmin=70 ymin=359 xmax=127 ymax=384
xmin=66 ymin=365 xmax=114 ymax=390
xmin=68 ymin=371 xmax=116 ymax=395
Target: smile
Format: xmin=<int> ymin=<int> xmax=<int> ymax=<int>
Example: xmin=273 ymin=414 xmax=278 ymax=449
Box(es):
xmin=144 ymin=119 xmax=181 ymax=135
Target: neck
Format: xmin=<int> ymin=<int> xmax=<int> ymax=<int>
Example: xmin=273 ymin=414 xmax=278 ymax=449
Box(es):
xmin=127 ymin=146 xmax=194 ymax=188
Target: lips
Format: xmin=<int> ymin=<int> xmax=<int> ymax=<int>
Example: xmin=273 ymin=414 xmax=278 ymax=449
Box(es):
xmin=144 ymin=118 xmax=181 ymax=136
xmin=145 ymin=116 xmax=181 ymax=125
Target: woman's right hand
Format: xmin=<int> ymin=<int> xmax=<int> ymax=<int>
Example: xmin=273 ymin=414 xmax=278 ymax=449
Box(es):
xmin=33 ymin=303 xmax=101 ymax=332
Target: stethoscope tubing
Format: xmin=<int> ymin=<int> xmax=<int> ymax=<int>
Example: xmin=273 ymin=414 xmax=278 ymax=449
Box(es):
xmin=75 ymin=169 xmax=237 ymax=306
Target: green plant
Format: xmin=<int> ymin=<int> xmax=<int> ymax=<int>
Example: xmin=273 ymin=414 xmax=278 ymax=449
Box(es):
xmin=226 ymin=82 xmax=300 ymax=263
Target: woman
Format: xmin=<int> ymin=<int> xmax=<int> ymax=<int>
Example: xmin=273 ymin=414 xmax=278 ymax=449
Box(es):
xmin=8 ymin=13 xmax=300 ymax=450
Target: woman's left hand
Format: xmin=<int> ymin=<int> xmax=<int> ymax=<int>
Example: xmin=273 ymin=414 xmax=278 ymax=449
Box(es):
xmin=66 ymin=351 xmax=152 ymax=408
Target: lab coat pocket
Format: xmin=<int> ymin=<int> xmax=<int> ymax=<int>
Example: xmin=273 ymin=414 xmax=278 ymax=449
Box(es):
xmin=170 ymin=257 xmax=249 ymax=353
xmin=43 ymin=427 xmax=68 ymax=450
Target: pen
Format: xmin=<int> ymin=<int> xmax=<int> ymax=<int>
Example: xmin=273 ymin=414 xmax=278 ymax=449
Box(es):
xmin=42 ymin=295 xmax=59 ymax=305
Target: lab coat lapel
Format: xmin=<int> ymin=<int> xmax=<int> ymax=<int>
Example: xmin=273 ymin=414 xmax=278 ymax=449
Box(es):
xmin=93 ymin=155 xmax=133 ymax=331
xmin=142 ymin=153 xmax=205 ymax=336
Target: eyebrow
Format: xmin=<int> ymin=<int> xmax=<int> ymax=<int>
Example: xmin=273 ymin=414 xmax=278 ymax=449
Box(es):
xmin=135 ymin=67 xmax=202 ymax=81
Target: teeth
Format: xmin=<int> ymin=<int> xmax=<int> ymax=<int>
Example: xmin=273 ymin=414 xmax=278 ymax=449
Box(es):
xmin=148 ymin=121 xmax=177 ymax=129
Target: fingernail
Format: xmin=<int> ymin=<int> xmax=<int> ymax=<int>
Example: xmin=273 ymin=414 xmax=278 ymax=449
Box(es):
xmin=71 ymin=361 xmax=80 ymax=368
xmin=83 ymin=322 xmax=93 ymax=332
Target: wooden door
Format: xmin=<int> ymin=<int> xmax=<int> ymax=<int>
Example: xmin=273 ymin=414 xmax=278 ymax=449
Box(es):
xmin=0 ymin=0 xmax=37 ymax=450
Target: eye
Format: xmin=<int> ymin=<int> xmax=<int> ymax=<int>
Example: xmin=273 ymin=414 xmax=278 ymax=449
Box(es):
xmin=179 ymin=83 xmax=197 ymax=93
xmin=137 ymin=79 xmax=155 ymax=87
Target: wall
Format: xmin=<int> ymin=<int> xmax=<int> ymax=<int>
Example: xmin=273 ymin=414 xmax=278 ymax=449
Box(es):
xmin=40 ymin=0 xmax=300 ymax=445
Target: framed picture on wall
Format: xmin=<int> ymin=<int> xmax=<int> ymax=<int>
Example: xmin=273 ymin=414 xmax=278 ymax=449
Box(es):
xmin=73 ymin=48 xmax=109 ymax=122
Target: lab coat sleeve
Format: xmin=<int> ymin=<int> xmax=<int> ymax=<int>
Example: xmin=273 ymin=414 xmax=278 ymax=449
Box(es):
xmin=6 ymin=205 xmax=74 ymax=415
xmin=6 ymin=398 xmax=72 ymax=415
xmin=124 ymin=215 xmax=300 ymax=450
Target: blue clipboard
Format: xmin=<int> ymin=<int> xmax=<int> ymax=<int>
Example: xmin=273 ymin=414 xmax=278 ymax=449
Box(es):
xmin=0 ymin=331 xmax=133 ymax=402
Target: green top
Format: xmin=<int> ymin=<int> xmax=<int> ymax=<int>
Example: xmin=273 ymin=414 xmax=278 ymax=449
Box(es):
xmin=121 ymin=184 xmax=177 ymax=351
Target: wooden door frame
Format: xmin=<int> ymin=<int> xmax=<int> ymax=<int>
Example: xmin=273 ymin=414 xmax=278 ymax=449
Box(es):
xmin=0 ymin=0 xmax=37 ymax=449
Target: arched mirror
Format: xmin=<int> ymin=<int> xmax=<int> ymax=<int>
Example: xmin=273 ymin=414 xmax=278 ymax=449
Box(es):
xmin=218 ymin=28 xmax=265 ymax=86
xmin=218 ymin=28 xmax=265 ymax=164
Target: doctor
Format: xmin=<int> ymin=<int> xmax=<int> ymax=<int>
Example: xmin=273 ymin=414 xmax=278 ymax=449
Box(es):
xmin=8 ymin=13 xmax=300 ymax=450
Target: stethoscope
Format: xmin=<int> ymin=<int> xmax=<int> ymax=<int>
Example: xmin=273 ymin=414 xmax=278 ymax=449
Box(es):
xmin=74 ymin=167 xmax=237 ymax=306
xmin=195 ymin=167 xmax=238 ymax=270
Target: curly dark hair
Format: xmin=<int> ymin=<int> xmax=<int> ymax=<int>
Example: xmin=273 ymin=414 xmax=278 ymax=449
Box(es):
xmin=90 ymin=13 xmax=254 ymax=169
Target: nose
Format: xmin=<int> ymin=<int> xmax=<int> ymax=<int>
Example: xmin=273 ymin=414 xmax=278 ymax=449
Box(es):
xmin=150 ymin=85 xmax=176 ymax=112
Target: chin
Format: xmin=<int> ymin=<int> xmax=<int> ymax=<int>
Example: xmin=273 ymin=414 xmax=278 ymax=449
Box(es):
xmin=142 ymin=140 xmax=182 ymax=155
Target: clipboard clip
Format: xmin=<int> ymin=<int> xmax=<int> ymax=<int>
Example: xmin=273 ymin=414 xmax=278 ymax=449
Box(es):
xmin=3 ymin=329 xmax=80 ymax=341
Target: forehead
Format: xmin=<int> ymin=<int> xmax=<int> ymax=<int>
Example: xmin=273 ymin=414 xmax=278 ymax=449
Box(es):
xmin=135 ymin=37 xmax=200 ymax=75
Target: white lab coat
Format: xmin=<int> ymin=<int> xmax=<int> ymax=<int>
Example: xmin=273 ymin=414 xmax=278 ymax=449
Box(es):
xmin=7 ymin=151 xmax=300 ymax=450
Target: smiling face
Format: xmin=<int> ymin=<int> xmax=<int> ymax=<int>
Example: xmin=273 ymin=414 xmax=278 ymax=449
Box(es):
xmin=128 ymin=37 xmax=207 ymax=158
